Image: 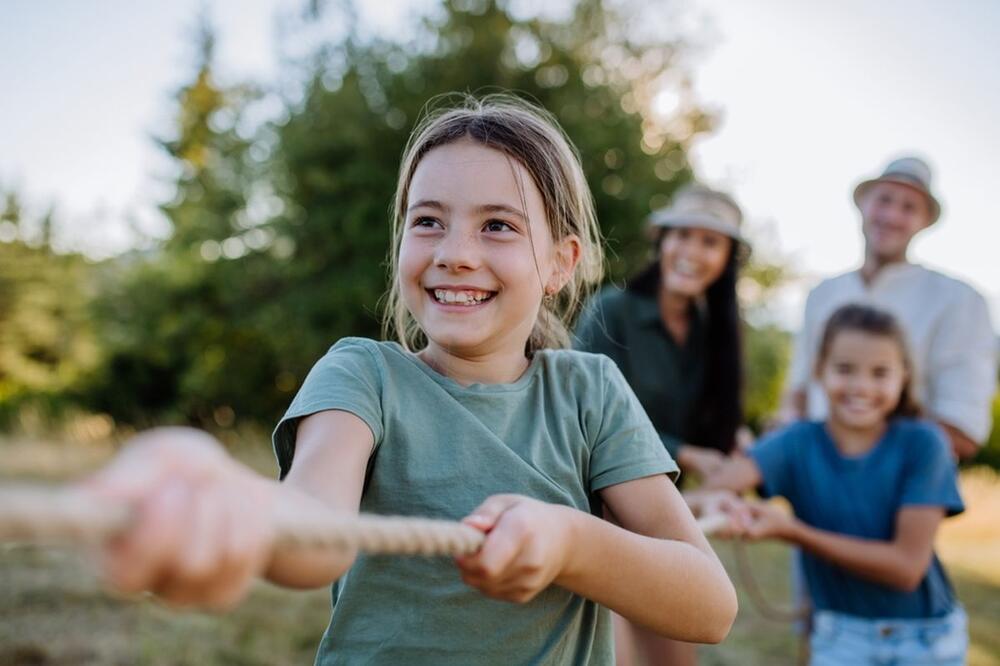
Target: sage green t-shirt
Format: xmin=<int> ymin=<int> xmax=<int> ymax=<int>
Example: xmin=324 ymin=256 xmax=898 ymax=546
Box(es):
xmin=272 ymin=337 xmax=678 ymax=665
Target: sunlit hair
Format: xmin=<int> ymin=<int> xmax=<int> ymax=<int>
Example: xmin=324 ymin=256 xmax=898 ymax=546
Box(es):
xmin=815 ymin=303 xmax=921 ymax=419
xmin=382 ymin=93 xmax=604 ymax=354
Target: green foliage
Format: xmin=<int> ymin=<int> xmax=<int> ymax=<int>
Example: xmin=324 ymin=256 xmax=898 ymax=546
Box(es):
xmin=742 ymin=324 xmax=791 ymax=432
xmin=0 ymin=198 xmax=99 ymax=428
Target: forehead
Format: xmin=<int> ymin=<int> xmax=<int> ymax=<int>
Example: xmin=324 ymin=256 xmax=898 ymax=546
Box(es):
xmin=664 ymin=226 xmax=731 ymax=243
xmin=827 ymin=330 xmax=904 ymax=361
xmin=409 ymin=140 xmax=541 ymax=207
xmin=866 ymin=181 xmax=928 ymax=207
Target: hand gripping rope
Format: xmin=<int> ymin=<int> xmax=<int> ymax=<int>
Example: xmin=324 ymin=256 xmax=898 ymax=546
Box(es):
xmin=0 ymin=484 xmax=730 ymax=556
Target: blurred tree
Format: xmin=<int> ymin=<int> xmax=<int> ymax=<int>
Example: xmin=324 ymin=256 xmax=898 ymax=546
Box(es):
xmin=82 ymin=20 xmax=288 ymax=428
xmin=263 ymin=0 xmax=715 ymax=386
xmin=0 ymin=193 xmax=98 ymax=427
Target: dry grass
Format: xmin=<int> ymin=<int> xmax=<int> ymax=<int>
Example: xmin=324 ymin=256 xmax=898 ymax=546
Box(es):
xmin=1 ymin=435 xmax=998 ymax=665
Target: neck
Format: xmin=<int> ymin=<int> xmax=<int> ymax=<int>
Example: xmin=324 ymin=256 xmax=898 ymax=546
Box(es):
xmin=658 ymin=285 xmax=692 ymax=343
xmin=418 ymin=342 xmax=531 ymax=386
xmin=658 ymin=284 xmax=692 ymax=322
xmin=825 ymin=417 xmax=887 ymax=456
xmin=860 ymin=248 xmax=908 ymax=283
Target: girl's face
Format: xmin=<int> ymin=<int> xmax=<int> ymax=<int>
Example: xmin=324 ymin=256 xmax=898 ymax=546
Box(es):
xmin=659 ymin=226 xmax=732 ymax=298
xmin=818 ymin=330 xmax=907 ymax=431
xmin=399 ymin=139 xmax=578 ymax=359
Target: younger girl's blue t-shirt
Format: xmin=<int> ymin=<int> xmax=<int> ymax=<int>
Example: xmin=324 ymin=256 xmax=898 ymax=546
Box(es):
xmin=272 ymin=338 xmax=678 ymax=665
xmin=749 ymin=419 xmax=964 ymax=619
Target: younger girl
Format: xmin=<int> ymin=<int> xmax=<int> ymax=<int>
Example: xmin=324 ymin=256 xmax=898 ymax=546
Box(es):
xmin=707 ymin=303 xmax=966 ymax=665
xmin=86 ymin=94 xmax=737 ymax=664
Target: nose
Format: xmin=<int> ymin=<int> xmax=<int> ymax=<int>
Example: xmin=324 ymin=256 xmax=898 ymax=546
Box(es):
xmin=434 ymin=225 xmax=481 ymax=272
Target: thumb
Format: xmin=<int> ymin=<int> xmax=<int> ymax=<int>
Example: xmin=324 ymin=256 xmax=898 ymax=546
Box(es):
xmin=462 ymin=494 xmax=523 ymax=533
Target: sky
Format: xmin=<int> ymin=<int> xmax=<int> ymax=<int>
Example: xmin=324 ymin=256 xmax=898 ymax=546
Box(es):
xmin=2 ymin=0 xmax=999 ymax=329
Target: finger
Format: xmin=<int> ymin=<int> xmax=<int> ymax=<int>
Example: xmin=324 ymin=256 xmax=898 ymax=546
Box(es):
xmin=102 ymin=479 xmax=188 ymax=594
xmin=462 ymin=494 xmax=522 ymax=533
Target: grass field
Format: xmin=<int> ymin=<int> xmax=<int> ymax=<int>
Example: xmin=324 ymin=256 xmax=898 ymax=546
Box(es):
xmin=1 ymin=435 xmax=998 ymax=665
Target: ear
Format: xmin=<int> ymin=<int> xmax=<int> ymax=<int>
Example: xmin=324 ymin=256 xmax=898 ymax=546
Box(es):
xmin=546 ymin=234 xmax=582 ymax=294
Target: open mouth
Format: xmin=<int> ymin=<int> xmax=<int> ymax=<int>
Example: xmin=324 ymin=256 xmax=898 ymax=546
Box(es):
xmin=427 ymin=288 xmax=497 ymax=306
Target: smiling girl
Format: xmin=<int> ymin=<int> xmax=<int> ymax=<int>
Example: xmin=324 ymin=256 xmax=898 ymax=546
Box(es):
xmin=85 ymin=94 xmax=737 ymax=665
xmin=706 ymin=304 xmax=967 ymax=665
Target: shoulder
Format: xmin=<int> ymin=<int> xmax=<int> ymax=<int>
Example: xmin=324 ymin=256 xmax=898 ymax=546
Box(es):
xmin=535 ymin=348 xmax=615 ymax=385
xmin=913 ymin=265 xmax=989 ymax=307
xmin=759 ymin=420 xmax=820 ymax=449
xmin=580 ymin=284 xmax=635 ymax=320
xmin=312 ymin=337 xmax=396 ymax=379
xmin=806 ymin=272 xmax=858 ymax=303
xmin=888 ymin=418 xmax=949 ymax=453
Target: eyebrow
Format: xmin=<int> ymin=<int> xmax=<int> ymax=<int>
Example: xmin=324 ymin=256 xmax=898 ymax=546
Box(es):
xmin=407 ymin=200 xmax=526 ymax=220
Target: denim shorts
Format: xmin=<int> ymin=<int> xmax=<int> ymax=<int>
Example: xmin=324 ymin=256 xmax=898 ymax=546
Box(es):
xmin=810 ymin=607 xmax=967 ymax=666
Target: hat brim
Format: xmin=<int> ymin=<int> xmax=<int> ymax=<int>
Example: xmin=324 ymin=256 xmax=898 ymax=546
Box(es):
xmin=649 ymin=211 xmax=747 ymax=244
xmin=853 ymin=177 xmax=941 ymax=224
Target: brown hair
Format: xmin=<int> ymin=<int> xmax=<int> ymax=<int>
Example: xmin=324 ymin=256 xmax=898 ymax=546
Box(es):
xmin=814 ymin=303 xmax=921 ymax=419
xmin=382 ymin=93 xmax=604 ymax=354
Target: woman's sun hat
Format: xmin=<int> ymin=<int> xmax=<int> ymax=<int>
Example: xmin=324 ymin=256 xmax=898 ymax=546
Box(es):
xmin=649 ymin=184 xmax=745 ymax=243
xmin=853 ymin=156 xmax=942 ymax=224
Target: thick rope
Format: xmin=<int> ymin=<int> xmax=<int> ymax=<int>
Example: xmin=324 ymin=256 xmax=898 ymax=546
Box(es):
xmin=0 ymin=485 xmax=728 ymax=557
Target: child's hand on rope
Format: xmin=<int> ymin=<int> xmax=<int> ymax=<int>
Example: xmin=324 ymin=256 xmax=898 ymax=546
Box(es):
xmin=80 ymin=427 xmax=277 ymax=610
xmin=455 ymin=494 xmax=572 ymax=603
xmin=683 ymin=488 xmax=752 ymax=538
xmin=742 ymin=500 xmax=798 ymax=542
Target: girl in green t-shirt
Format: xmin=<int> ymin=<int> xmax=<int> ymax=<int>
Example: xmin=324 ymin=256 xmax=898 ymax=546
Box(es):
xmin=83 ymin=93 xmax=738 ymax=664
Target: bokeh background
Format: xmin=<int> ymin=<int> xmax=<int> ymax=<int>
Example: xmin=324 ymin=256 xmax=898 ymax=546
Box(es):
xmin=1 ymin=1 xmax=998 ymax=664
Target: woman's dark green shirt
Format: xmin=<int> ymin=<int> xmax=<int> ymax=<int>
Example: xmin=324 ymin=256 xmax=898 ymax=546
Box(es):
xmin=574 ymin=285 xmax=706 ymax=457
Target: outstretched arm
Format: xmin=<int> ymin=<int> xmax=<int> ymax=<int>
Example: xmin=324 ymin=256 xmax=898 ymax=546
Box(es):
xmin=745 ymin=502 xmax=945 ymax=592
xmin=85 ymin=410 xmax=372 ymax=607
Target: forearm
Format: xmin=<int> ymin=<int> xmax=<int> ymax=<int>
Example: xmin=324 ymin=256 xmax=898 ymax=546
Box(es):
xmin=262 ymin=482 xmax=358 ymax=589
xmin=556 ymin=508 xmax=736 ymax=643
xmin=937 ymin=421 xmax=979 ymax=461
xmin=784 ymin=520 xmax=928 ymax=591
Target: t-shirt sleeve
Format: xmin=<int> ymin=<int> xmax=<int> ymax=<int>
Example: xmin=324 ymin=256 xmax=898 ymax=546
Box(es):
xmin=748 ymin=426 xmax=797 ymax=501
xmin=588 ymin=356 xmax=679 ymax=492
xmin=271 ymin=338 xmax=384 ymax=479
xmin=899 ymin=422 xmax=965 ymax=517
xmin=925 ymin=286 xmax=997 ymax=443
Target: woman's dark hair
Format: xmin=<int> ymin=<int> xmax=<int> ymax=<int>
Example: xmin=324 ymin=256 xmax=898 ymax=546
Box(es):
xmin=627 ymin=229 xmax=744 ymax=453
xmin=815 ymin=304 xmax=921 ymax=419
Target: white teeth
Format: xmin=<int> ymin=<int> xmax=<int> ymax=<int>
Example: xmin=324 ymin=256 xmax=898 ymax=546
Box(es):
xmin=433 ymin=289 xmax=491 ymax=305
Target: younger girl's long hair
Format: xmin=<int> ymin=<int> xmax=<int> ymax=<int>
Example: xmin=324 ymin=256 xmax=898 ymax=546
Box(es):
xmin=814 ymin=303 xmax=921 ymax=419
xmin=627 ymin=232 xmax=744 ymax=454
xmin=383 ymin=93 xmax=604 ymax=354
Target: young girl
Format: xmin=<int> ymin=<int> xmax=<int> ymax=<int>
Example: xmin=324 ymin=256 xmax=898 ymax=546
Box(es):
xmin=85 ymin=94 xmax=737 ymax=664
xmin=706 ymin=303 xmax=966 ymax=665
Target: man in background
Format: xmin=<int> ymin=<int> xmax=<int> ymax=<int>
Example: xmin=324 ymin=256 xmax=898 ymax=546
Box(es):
xmin=783 ymin=156 xmax=996 ymax=458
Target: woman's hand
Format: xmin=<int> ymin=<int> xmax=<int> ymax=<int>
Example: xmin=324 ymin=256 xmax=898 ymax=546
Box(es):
xmin=80 ymin=427 xmax=277 ymax=610
xmin=742 ymin=500 xmax=798 ymax=542
xmin=677 ymin=445 xmax=726 ymax=478
xmin=455 ymin=495 xmax=574 ymax=603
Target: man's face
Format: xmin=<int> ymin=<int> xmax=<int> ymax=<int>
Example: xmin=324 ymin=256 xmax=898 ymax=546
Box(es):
xmin=859 ymin=181 xmax=932 ymax=262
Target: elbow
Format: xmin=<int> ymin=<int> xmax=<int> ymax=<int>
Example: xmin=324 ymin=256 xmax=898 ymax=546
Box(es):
xmin=677 ymin=576 xmax=739 ymax=644
xmin=702 ymin=580 xmax=739 ymax=644
xmin=890 ymin=570 xmax=925 ymax=594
